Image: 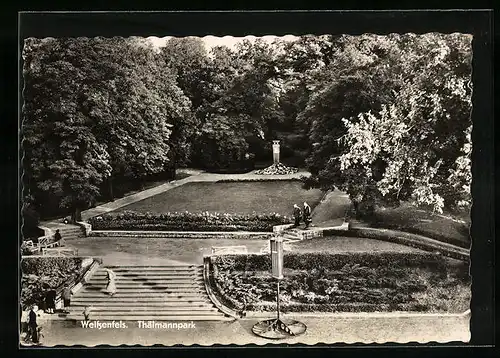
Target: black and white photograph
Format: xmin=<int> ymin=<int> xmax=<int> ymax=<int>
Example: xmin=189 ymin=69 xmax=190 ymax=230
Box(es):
xmin=18 ymin=11 xmax=487 ymax=347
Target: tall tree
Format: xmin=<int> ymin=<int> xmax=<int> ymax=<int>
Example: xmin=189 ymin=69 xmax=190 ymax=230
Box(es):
xmin=22 ymin=37 xmax=190 ymax=218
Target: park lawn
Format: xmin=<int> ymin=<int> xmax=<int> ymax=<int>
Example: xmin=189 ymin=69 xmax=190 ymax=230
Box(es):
xmin=289 ymin=236 xmax=421 ymax=253
xmin=115 ymin=180 xmax=324 ymax=216
xmin=364 ymin=203 xmax=470 ymax=248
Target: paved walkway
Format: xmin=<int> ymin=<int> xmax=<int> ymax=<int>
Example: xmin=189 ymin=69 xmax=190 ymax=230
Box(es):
xmin=35 ymin=311 xmax=470 ymax=346
xmin=80 ymin=169 xmax=310 ymax=221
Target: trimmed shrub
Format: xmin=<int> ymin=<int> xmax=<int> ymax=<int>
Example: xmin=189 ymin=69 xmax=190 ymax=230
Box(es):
xmin=211 ymin=251 xmax=445 ymax=272
xmin=89 ymin=210 xmax=292 ymax=232
xmin=21 ymin=257 xmax=84 ymax=309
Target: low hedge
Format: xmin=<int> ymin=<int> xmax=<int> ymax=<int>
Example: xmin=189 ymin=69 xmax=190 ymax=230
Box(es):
xmin=21 ymin=257 xmax=84 ymax=309
xmin=89 ymin=210 xmax=292 ymax=232
xmin=211 ymin=251 xmax=445 ymax=272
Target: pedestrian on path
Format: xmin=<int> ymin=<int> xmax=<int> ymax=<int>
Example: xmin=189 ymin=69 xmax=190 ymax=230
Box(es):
xmin=62 ymin=285 xmax=72 ymax=314
xmin=44 ymin=286 xmax=56 ymax=314
xmin=303 ymin=202 xmax=312 ymax=229
xmin=104 ymin=269 xmax=117 ymax=296
xmin=292 ymin=204 xmax=302 ymax=228
xmin=26 ymin=306 xmax=38 ymax=344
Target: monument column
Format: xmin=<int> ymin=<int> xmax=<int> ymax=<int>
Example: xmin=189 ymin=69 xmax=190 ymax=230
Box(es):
xmin=272 ymin=140 xmax=280 ymax=164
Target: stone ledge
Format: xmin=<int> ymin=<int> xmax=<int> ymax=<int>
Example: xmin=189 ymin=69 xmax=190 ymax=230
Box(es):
xmin=273 ymin=223 xmax=295 ymax=234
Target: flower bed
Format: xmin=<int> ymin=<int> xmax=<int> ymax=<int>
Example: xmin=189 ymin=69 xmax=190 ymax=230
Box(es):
xmin=21 ymin=257 xmax=84 ymax=309
xmin=89 ymin=210 xmax=292 ymax=232
xmin=211 ymin=252 xmax=470 ymax=313
xmin=254 ymin=163 xmax=299 ymax=175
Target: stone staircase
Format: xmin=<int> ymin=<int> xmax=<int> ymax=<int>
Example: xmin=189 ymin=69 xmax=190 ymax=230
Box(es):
xmin=57 ymin=224 xmax=86 ymax=240
xmin=282 ymin=229 xmax=303 ymax=242
xmin=66 ymin=265 xmax=232 ymax=321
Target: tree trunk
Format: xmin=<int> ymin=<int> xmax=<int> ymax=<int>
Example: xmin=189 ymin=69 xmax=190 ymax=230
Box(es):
xmin=73 ymin=207 xmax=82 ymax=222
xmin=108 ymin=177 xmax=114 ymax=202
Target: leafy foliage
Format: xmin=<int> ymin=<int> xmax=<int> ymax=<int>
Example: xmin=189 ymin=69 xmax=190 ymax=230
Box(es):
xmin=22 ymin=33 xmax=472 ymax=220
xmin=23 ymin=37 xmax=190 ymax=217
xmin=20 ymin=257 xmax=83 ymax=309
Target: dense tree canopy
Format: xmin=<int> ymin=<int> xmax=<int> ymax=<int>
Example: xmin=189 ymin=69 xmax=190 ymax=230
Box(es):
xmin=22 ymin=33 xmax=472 ymax=220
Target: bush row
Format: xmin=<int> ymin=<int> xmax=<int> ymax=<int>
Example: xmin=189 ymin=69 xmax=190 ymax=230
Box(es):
xmin=211 ymin=251 xmax=445 ymax=272
xmin=89 ymin=210 xmax=292 ymax=232
xmin=21 ymin=257 xmax=84 ymax=309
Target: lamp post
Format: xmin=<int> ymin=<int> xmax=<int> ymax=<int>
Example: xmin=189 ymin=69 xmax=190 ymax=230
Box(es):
xmin=251 ymin=236 xmax=307 ymax=339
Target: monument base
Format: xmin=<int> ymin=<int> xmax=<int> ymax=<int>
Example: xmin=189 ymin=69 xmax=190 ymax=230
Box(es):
xmin=252 ymin=318 xmax=307 ymax=340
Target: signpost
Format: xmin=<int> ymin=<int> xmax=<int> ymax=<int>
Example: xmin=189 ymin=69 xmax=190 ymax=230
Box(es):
xmin=251 ymin=236 xmax=307 ymax=339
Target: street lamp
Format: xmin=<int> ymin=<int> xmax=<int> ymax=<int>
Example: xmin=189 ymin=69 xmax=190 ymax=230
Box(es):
xmin=251 ymin=236 xmax=307 ymax=339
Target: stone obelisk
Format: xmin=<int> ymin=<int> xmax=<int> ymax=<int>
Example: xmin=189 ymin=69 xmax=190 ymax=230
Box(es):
xmin=272 ymin=140 xmax=280 ymax=164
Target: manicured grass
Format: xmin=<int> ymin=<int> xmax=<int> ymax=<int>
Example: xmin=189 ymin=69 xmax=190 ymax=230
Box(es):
xmin=115 ymin=180 xmax=324 ymax=216
xmin=289 ymin=236 xmax=420 ymax=253
xmin=311 ymin=190 xmax=352 ymax=225
xmin=364 ymin=203 xmax=470 ymax=248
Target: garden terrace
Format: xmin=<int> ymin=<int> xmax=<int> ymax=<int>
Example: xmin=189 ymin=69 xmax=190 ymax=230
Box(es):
xmin=210 ymin=252 xmax=470 ymax=314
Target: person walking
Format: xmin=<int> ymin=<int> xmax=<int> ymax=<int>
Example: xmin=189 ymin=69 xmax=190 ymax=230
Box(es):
xmin=61 ymin=285 xmax=72 ymax=314
xmin=292 ymin=204 xmax=302 ymax=228
xmin=44 ymin=287 xmax=56 ymax=314
xmin=303 ymin=202 xmax=312 ymax=229
xmin=104 ymin=269 xmax=117 ymax=296
xmin=27 ymin=306 xmax=38 ymax=344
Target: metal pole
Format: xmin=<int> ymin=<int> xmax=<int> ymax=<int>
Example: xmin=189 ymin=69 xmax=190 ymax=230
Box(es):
xmin=277 ymin=279 xmax=280 ymax=321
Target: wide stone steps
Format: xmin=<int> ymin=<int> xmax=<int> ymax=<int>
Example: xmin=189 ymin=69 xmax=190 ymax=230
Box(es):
xmin=70 ymin=305 xmax=218 ymax=311
xmin=72 ymin=297 xmax=211 ymax=303
xmin=88 ymin=274 xmax=202 ymax=280
xmin=78 ymin=288 xmax=205 ymax=294
xmin=67 ymin=265 xmax=229 ymax=321
xmin=70 ymin=301 xmax=215 ymax=307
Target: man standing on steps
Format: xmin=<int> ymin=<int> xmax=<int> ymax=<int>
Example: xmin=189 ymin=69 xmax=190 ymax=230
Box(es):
xmin=62 ymin=285 xmax=72 ymax=314
xmin=303 ymin=202 xmax=312 ymax=229
xmin=292 ymin=204 xmax=301 ymax=228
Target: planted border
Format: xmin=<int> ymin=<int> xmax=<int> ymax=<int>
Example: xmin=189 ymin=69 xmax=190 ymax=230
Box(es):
xmin=88 ymin=210 xmax=292 ymax=232
xmin=209 ymin=251 xmax=470 ymax=313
